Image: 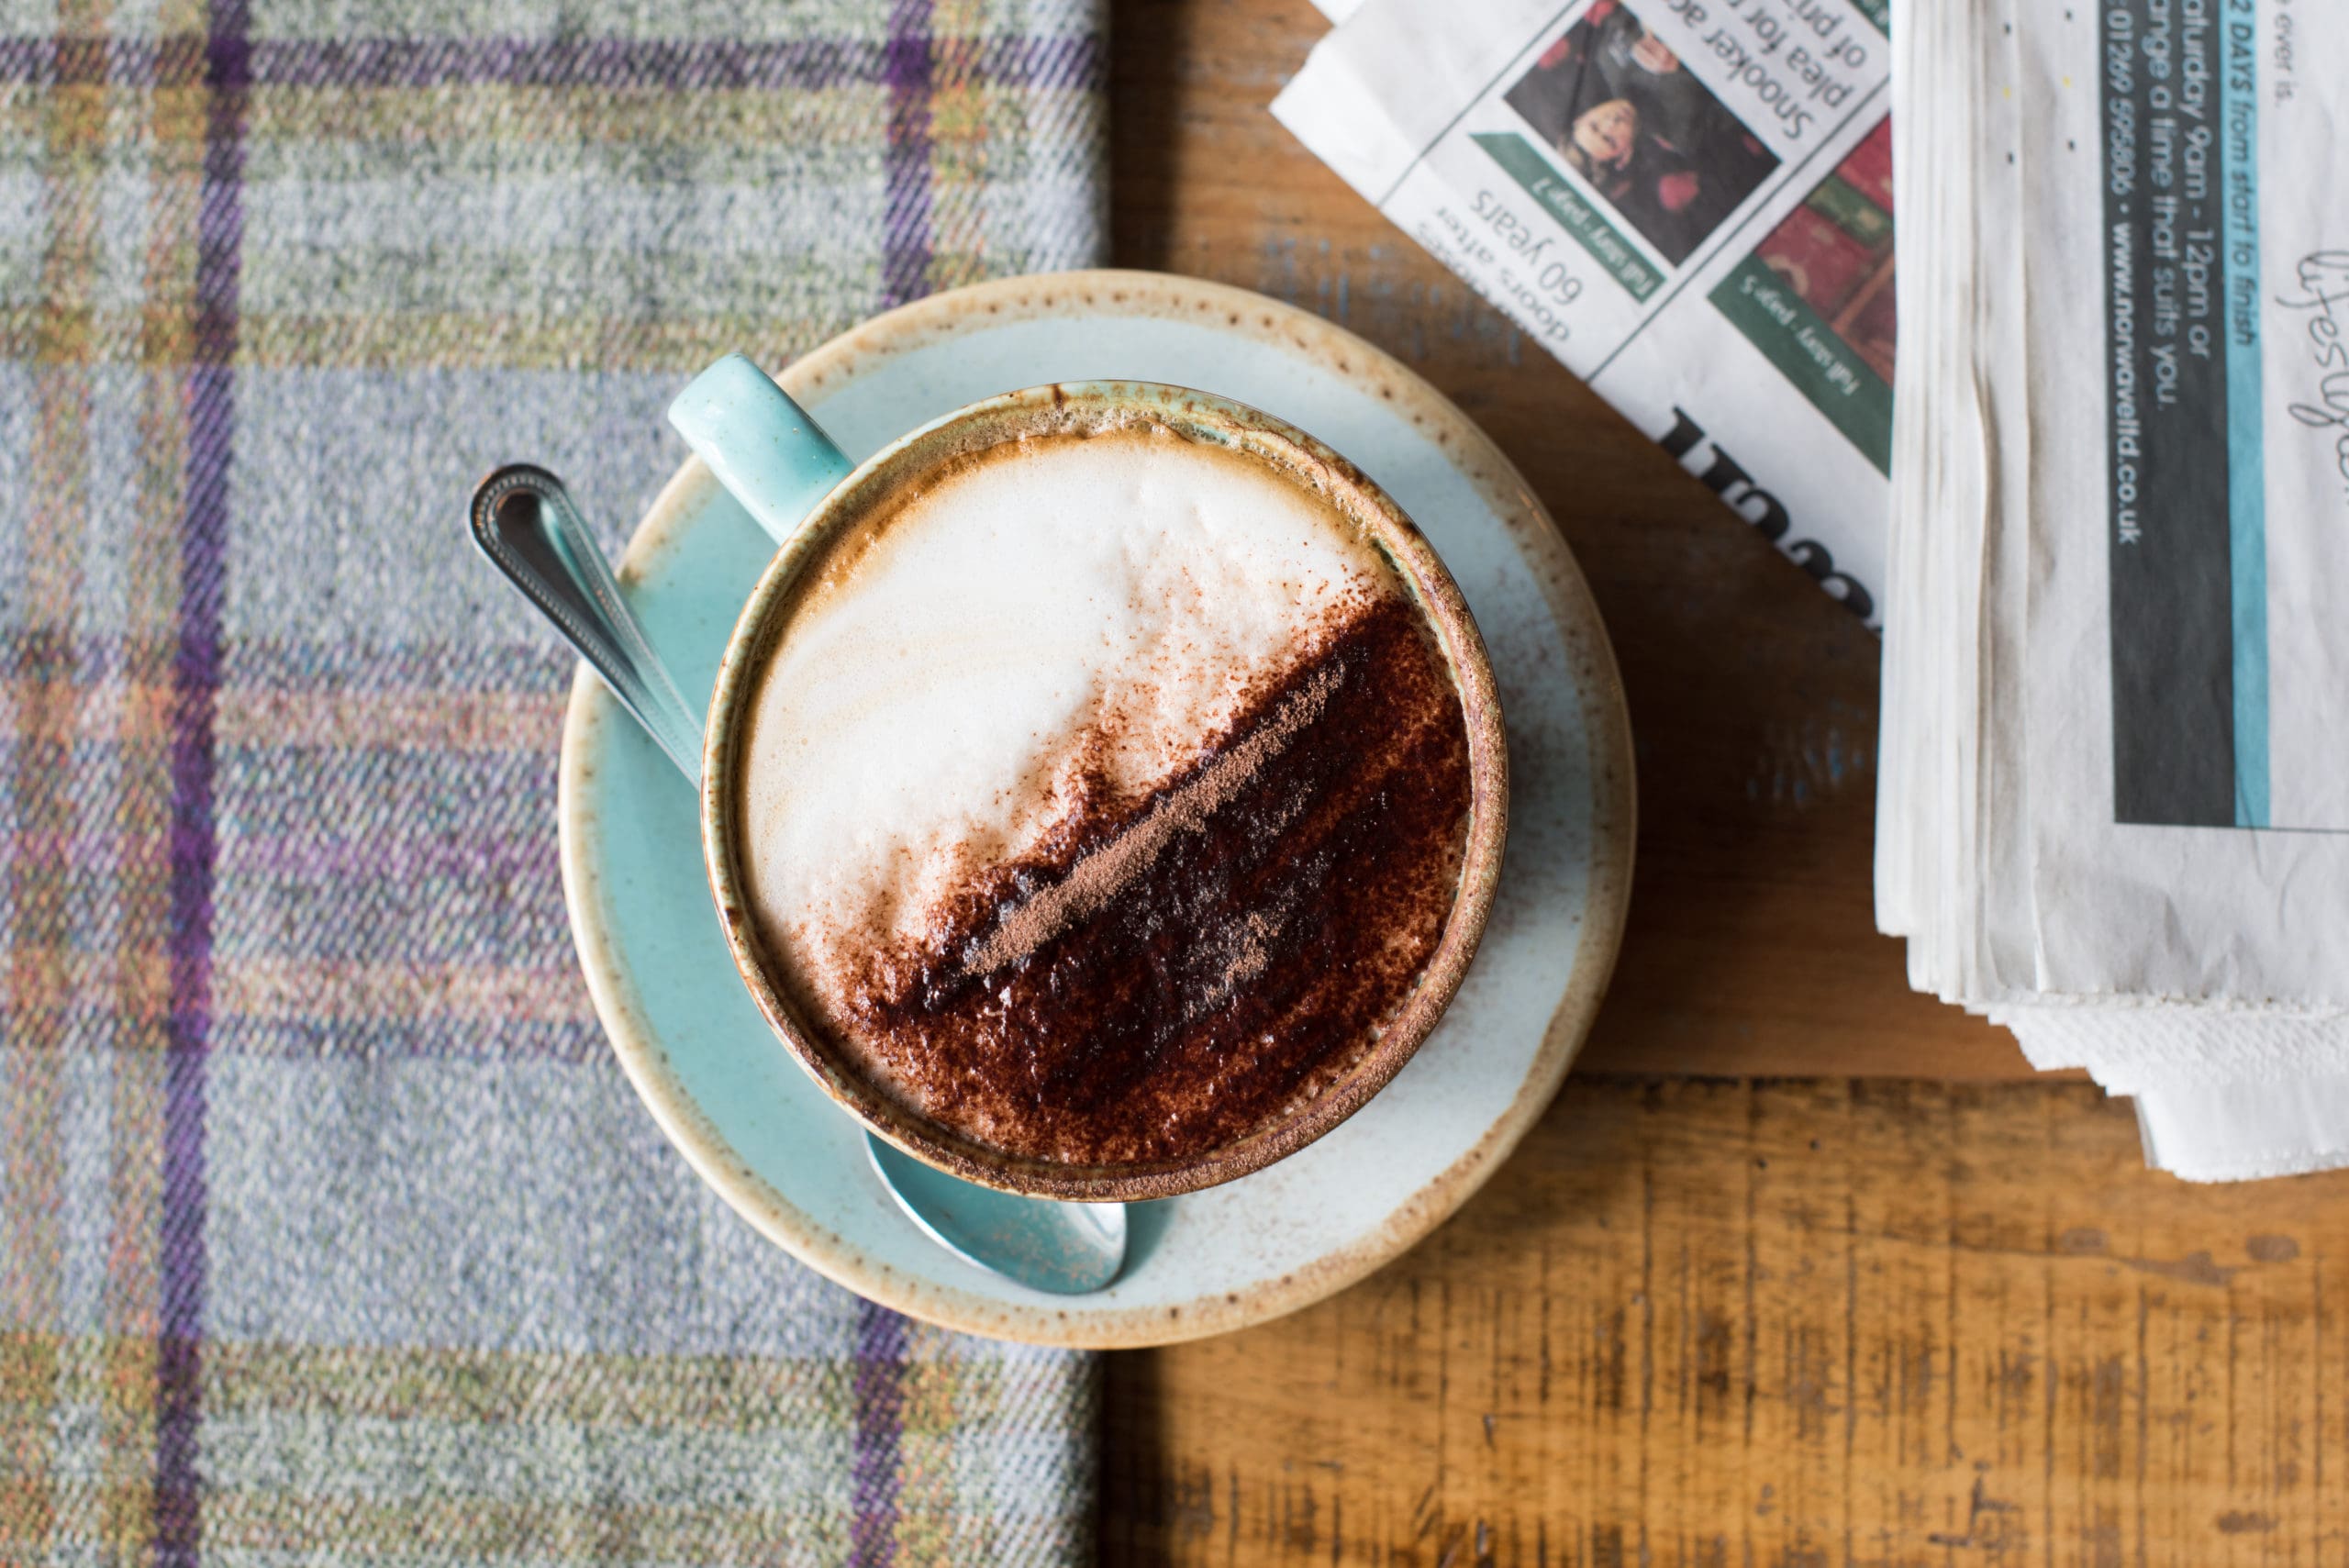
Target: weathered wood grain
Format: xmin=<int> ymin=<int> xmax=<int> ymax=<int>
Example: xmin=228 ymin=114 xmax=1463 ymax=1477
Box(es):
xmin=1102 ymin=1079 xmax=2346 ymax=1565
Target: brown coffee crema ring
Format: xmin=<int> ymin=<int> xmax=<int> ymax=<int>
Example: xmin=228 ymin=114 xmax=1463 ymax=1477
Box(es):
xmin=702 ymin=382 xmax=1508 ymax=1202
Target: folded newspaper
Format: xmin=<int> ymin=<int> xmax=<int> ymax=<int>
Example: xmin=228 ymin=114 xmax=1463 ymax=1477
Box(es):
xmin=1279 ymin=0 xmax=2349 ymax=1179
xmin=1874 ymin=0 xmax=2349 ymax=1181
xmin=1275 ymin=0 xmax=1896 ymax=624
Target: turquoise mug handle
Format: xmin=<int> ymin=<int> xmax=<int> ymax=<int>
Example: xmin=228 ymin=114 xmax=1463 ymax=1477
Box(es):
xmin=667 ymin=353 xmax=857 ymax=546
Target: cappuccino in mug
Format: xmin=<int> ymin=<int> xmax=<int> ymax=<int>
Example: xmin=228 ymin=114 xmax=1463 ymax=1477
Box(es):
xmin=722 ymin=404 xmax=1485 ymax=1177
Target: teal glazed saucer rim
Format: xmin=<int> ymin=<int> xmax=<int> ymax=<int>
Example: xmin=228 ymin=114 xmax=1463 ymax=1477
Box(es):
xmin=556 ymin=270 xmax=1636 ymax=1348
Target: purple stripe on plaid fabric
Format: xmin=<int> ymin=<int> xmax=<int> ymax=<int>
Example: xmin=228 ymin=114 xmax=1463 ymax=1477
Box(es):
xmin=227 ymin=639 xmax=573 ymax=695
xmin=880 ymin=0 xmax=933 ymax=311
xmin=157 ymin=0 xmax=248 ymax=1562
xmin=250 ymin=37 xmax=882 ymax=88
xmin=0 ymin=635 xmax=573 ymax=695
xmin=209 ymin=1017 xmax=601 ymax=1062
xmin=12 ymin=827 xmax=558 ymax=888
xmin=0 ymin=33 xmax=1103 ymax=90
xmin=850 ymin=1301 xmax=908 ymax=1568
xmin=8 ymin=1009 xmax=603 ymax=1062
xmin=225 ymin=828 xmax=557 ymax=884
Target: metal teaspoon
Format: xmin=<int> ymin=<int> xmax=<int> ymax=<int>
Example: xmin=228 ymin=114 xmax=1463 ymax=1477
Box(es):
xmin=469 ymin=463 xmax=1127 ymax=1295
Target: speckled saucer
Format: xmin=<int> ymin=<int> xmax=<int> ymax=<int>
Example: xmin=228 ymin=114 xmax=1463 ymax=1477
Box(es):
xmin=558 ymin=271 xmax=1634 ymax=1349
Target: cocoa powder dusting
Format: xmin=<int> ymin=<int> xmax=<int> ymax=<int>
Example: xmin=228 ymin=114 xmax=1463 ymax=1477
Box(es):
xmin=804 ymin=593 xmax=1475 ymax=1167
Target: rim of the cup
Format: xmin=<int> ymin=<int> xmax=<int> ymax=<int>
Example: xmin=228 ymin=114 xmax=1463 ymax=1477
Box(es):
xmin=698 ymin=379 xmax=1510 ymax=1203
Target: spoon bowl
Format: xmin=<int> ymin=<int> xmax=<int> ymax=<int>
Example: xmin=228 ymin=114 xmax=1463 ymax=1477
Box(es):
xmin=867 ymin=1140 xmax=1128 ymax=1294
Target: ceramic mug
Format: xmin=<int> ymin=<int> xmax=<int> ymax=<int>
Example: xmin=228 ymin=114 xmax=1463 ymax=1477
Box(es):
xmin=669 ymin=354 xmax=1509 ymax=1202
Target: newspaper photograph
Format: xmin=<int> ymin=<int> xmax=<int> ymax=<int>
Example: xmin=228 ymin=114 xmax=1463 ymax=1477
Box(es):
xmin=1275 ymin=0 xmax=1895 ymax=622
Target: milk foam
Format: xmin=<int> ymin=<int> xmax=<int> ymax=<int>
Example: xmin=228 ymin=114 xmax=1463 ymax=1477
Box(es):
xmin=735 ymin=426 xmax=1398 ymax=1023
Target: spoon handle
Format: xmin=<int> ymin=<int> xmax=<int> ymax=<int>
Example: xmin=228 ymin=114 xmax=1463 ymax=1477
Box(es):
xmin=470 ymin=464 xmax=705 ymax=781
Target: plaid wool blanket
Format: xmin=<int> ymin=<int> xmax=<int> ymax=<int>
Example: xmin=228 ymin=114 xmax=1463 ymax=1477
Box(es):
xmin=0 ymin=0 xmax=1106 ymax=1560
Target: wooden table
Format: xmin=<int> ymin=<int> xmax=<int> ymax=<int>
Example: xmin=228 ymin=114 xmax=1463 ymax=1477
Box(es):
xmin=1099 ymin=3 xmax=2349 ymax=1562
